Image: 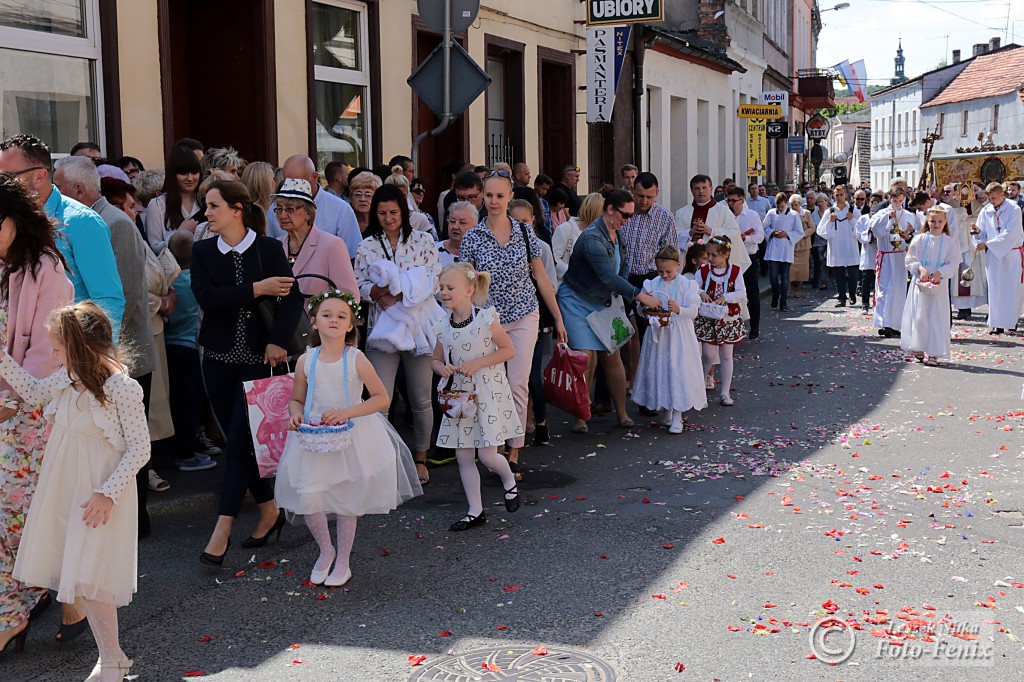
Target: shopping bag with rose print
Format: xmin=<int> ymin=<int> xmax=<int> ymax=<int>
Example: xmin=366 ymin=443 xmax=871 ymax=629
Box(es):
xmin=244 ymin=372 xmax=295 ymax=477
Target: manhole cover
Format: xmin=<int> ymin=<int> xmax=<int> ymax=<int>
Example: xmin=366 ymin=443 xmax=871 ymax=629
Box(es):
xmin=408 ymin=646 xmax=615 ymax=681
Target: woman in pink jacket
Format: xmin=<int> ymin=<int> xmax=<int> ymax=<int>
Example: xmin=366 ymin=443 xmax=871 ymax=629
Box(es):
xmin=0 ymin=172 xmax=75 ymax=653
xmin=273 ymin=179 xmax=360 ymax=300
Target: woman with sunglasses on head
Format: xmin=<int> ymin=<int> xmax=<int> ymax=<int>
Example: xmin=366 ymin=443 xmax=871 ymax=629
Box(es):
xmin=557 ymin=190 xmax=663 ymax=432
xmin=458 ymin=170 xmax=567 ymax=479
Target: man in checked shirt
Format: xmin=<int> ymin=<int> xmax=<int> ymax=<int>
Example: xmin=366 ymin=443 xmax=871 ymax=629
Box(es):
xmin=619 ymin=172 xmax=677 ymax=399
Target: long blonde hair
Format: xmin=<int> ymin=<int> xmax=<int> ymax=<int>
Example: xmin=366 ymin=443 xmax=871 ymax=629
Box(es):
xmin=441 ymin=262 xmax=490 ymax=307
xmin=920 ymin=207 xmax=950 ymax=235
xmin=241 ymin=161 xmax=276 ymax=212
xmin=47 ymin=302 xmax=123 ymax=405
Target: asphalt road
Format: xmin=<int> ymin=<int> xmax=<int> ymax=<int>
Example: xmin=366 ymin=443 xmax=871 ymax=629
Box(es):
xmin=6 ymin=288 xmax=1024 ymax=682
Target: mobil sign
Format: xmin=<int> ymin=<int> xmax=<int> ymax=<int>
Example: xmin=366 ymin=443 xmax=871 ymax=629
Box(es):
xmin=761 ymin=91 xmax=789 ymax=110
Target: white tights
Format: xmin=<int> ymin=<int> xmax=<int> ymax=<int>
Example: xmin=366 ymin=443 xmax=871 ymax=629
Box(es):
xmin=305 ymin=513 xmax=358 ymax=581
xmin=701 ymin=342 xmax=735 ymax=398
xmin=456 ymin=447 xmax=517 ymax=518
xmin=83 ymin=598 xmax=123 ymax=680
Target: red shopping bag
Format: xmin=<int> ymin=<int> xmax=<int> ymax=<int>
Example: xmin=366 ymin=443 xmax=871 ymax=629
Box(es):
xmin=243 ymin=373 xmax=295 ymax=478
xmin=544 ymin=343 xmax=591 ymax=421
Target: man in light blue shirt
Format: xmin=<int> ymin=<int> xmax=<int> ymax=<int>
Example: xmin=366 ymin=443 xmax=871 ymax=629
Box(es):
xmin=745 ymin=181 xmax=772 ymax=220
xmin=0 ymin=134 xmax=125 ymax=340
xmin=266 ymin=155 xmax=361 ymax=256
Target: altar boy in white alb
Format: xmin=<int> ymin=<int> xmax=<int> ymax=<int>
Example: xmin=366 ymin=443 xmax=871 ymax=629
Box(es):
xmin=870 ymin=184 xmax=918 ymax=337
xmin=971 ymin=183 xmax=1024 ymax=334
xmin=815 ymin=184 xmax=861 ymax=307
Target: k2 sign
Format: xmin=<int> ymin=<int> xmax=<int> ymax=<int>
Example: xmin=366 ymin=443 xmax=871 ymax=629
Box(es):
xmin=587 ymin=26 xmax=631 ymax=123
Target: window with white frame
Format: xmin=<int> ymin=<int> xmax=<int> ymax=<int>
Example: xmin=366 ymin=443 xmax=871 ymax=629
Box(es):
xmin=961 ymin=110 xmax=968 ymax=136
xmin=937 ymin=112 xmax=944 ymax=136
xmin=911 ymin=111 xmax=916 ymax=145
xmin=993 ymin=103 xmax=999 ymax=132
xmin=312 ymin=0 xmax=370 ymax=170
xmin=0 ymin=0 xmax=103 ymax=154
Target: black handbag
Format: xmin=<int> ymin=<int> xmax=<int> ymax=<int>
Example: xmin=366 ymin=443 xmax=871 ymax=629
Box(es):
xmin=254 ymin=248 xmax=329 ymax=356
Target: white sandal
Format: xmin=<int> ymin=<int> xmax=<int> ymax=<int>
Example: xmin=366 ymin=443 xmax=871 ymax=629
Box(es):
xmin=148 ymin=469 xmax=170 ymax=492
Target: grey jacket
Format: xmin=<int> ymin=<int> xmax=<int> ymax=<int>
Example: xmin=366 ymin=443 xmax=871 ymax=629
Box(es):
xmin=95 ymin=197 xmax=157 ymax=377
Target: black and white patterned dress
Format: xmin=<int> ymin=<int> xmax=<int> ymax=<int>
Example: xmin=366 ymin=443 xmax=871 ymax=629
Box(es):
xmin=434 ymin=307 xmax=523 ymax=449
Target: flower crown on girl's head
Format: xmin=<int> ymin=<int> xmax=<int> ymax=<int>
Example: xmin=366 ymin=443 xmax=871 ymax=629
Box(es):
xmin=308 ymin=289 xmax=360 ymax=317
xmin=708 ymin=236 xmax=732 ymax=253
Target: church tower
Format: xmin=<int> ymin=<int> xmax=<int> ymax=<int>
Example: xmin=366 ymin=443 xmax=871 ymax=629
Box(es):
xmin=891 ymin=38 xmax=907 ymax=85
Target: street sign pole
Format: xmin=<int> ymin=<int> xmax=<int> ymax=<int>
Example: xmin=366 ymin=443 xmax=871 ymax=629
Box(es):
xmin=412 ymin=0 xmax=454 ymax=173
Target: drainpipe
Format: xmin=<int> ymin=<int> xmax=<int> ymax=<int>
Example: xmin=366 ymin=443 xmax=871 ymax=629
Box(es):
xmin=633 ymin=30 xmax=645 ymax=166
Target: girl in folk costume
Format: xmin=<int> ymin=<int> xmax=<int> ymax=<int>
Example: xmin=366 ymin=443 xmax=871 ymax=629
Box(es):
xmin=695 ymin=236 xmax=746 ymax=406
xmin=432 ymin=264 xmax=522 ymax=532
xmin=857 ymin=194 xmax=883 ymax=313
xmin=901 ymin=208 xmax=962 ymax=366
xmin=815 ymin=185 xmax=861 ymax=306
xmin=0 ymin=303 xmax=149 ymax=681
xmin=276 ymin=291 xmax=422 ymax=587
xmin=970 ymin=183 xmax=1024 ymax=334
xmin=631 ymin=245 xmax=707 ymax=434
xmin=869 ymin=184 xmax=917 ymax=338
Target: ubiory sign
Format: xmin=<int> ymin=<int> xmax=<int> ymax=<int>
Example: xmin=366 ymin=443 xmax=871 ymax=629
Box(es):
xmin=587 ymin=0 xmax=664 ymax=26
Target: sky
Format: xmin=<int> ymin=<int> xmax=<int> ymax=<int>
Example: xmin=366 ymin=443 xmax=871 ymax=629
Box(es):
xmin=816 ymin=0 xmax=1024 ymax=92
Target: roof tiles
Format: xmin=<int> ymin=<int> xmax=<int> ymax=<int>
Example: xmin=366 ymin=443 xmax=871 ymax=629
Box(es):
xmin=922 ymin=45 xmax=1024 ymax=108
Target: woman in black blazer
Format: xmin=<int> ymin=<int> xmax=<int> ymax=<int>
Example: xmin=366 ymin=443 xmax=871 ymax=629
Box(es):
xmin=191 ymin=179 xmax=303 ymax=565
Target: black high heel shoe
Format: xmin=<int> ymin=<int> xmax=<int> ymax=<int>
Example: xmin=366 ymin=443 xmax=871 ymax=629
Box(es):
xmin=1 ymin=620 xmax=29 ymax=655
xmin=199 ymin=538 xmax=231 ymax=567
xmin=54 ymin=615 xmax=87 ymax=643
xmin=241 ymin=510 xmax=285 ymax=549
xmin=504 ymin=484 xmax=521 ymax=513
xmin=28 ymin=592 xmax=51 ymax=621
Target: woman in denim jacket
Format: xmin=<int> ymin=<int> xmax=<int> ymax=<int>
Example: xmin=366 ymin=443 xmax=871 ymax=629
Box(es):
xmin=557 ymin=190 xmax=662 ymax=431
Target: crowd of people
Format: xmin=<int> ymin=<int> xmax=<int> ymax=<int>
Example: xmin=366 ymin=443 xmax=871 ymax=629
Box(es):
xmin=0 ymin=131 xmax=1022 ymax=680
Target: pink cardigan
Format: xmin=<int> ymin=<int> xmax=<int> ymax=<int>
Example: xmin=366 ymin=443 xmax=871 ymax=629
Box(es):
xmin=2 ymin=253 xmax=75 ymax=396
xmin=278 ymin=225 xmax=360 ymax=301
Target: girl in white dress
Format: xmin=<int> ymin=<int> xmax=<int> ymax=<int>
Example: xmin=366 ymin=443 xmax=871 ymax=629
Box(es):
xmin=631 ymin=245 xmax=707 ymax=434
xmin=276 ymin=291 xmax=421 ymax=587
xmin=0 ymin=303 xmax=149 ymax=682
xmin=432 ymin=263 xmax=521 ymax=532
xmin=901 ymin=209 xmax=962 ymax=365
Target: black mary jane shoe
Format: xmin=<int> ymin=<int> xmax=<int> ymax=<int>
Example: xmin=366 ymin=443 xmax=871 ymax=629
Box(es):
xmin=241 ymin=510 xmax=286 ymax=549
xmin=28 ymin=592 xmax=51 ymax=621
xmin=199 ymin=539 xmax=231 ymax=567
xmin=504 ymin=484 xmax=521 ymax=513
xmin=54 ymin=616 xmax=87 ymax=643
xmin=449 ymin=512 xmax=487 ymax=532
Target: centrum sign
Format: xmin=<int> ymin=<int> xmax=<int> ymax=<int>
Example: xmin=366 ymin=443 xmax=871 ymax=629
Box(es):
xmin=587 ymin=0 xmax=663 ymax=26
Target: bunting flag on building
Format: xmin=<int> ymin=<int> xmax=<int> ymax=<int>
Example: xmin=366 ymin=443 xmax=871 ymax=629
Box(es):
xmin=848 ymin=60 xmax=868 ymax=102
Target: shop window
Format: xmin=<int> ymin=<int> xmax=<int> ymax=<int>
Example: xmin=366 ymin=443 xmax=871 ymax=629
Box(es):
xmin=312 ymin=0 xmax=370 ymax=168
xmin=0 ymin=0 xmax=101 ymax=153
